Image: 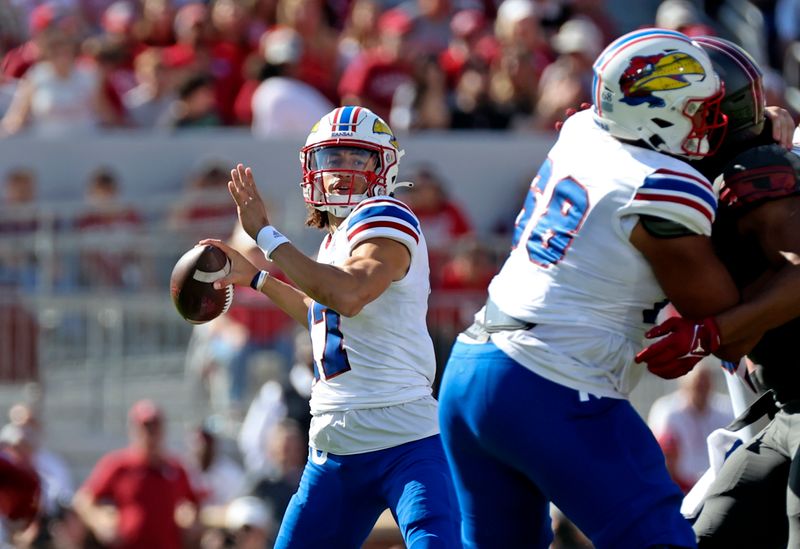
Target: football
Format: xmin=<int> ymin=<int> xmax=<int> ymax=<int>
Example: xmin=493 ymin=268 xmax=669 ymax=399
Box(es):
xmin=170 ymin=245 xmax=234 ymax=324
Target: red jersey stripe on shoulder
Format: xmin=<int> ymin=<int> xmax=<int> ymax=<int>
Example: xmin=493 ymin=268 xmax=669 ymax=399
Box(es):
xmin=347 ymin=220 xmax=420 ymax=243
xmin=652 ymin=168 xmax=713 ymax=191
xmin=633 ymin=192 xmax=713 ymax=223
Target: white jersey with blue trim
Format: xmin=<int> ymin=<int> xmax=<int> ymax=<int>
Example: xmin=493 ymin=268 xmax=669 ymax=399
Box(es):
xmin=486 ymin=109 xmax=717 ymax=398
xmin=309 ymin=195 xmax=436 ymax=414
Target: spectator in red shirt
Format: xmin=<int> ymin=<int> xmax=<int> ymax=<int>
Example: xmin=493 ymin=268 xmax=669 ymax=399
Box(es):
xmin=75 ymin=167 xmax=144 ymax=289
xmin=438 ymin=239 xmax=496 ymax=291
xmin=338 ymin=8 xmax=416 ymax=121
xmin=73 ymin=400 xmax=200 ymax=549
xmin=207 ymin=0 xmax=252 ymax=125
xmin=396 ymin=164 xmax=473 ymax=279
xmin=277 ymin=0 xmax=340 ymax=104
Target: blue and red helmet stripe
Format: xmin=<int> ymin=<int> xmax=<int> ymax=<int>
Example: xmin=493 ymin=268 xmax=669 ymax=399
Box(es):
xmin=330 ymin=106 xmax=363 ymax=132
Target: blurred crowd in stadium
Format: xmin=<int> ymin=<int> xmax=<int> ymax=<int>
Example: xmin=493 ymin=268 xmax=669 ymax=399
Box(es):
xmin=0 ymin=0 xmax=795 ymax=137
xmin=0 ymin=0 xmax=798 ymax=547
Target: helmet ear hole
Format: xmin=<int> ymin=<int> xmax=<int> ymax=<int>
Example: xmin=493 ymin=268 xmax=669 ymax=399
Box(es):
xmin=652 ymin=118 xmax=674 ymax=128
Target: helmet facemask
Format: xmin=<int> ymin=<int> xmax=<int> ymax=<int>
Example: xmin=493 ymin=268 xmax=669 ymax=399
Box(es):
xmin=301 ymin=144 xmax=385 ymax=218
xmin=680 ymin=86 xmax=728 ymax=158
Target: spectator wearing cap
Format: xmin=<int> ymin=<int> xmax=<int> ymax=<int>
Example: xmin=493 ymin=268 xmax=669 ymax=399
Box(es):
xmin=533 ymin=17 xmax=602 ymax=130
xmin=338 ymin=8 xmax=416 ymax=121
xmin=250 ymin=27 xmax=333 ymax=137
xmin=73 ymin=399 xmax=200 ymax=549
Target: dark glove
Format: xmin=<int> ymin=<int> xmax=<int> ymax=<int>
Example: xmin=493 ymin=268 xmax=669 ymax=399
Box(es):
xmin=635 ymin=316 xmax=721 ymax=379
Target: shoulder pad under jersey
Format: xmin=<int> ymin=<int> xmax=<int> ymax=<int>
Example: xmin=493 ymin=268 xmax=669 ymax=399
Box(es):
xmin=716 ymin=144 xmax=800 ymax=210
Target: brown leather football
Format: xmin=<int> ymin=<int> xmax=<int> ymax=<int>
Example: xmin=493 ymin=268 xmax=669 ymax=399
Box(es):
xmin=170 ymin=245 xmax=234 ymax=324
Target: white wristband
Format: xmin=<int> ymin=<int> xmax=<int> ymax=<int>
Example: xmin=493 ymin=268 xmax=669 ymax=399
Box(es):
xmin=256 ymin=225 xmax=290 ymax=260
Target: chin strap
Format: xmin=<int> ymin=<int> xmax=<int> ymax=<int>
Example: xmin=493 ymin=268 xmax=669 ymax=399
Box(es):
xmin=316 ymin=192 xmax=368 ymax=218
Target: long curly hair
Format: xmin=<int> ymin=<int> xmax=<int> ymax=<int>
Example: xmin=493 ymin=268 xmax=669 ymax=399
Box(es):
xmin=305 ymin=206 xmax=329 ymax=230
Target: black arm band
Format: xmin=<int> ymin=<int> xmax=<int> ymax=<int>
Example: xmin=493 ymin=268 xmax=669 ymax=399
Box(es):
xmin=639 ymin=215 xmax=699 ymax=239
xmin=249 ymin=271 xmax=262 ymax=290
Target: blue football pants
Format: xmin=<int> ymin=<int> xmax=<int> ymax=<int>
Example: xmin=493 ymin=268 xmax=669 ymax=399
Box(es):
xmin=274 ymin=434 xmax=461 ymax=549
xmin=438 ymin=339 xmax=696 ymax=549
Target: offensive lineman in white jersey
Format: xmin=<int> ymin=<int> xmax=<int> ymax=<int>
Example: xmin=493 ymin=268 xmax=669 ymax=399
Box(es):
xmin=202 ymin=106 xmax=460 ymax=548
xmin=438 ymin=29 xmax=749 ymax=549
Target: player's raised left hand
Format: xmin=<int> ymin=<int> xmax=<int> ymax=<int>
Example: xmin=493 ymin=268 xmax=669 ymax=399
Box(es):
xmin=228 ymin=163 xmax=270 ymax=239
xmin=635 ymin=316 xmax=721 ymax=379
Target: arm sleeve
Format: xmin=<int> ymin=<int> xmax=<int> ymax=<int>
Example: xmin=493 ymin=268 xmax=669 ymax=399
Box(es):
xmin=619 ymin=168 xmax=717 ymax=236
xmin=345 ymin=198 xmax=421 ymax=259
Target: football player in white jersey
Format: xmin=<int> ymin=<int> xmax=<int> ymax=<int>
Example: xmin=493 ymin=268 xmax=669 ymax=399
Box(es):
xmin=437 ymin=29 xmax=751 ymax=549
xmin=201 ymin=106 xmax=460 ymax=548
